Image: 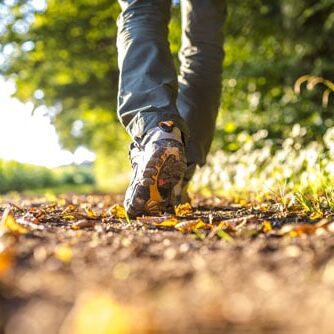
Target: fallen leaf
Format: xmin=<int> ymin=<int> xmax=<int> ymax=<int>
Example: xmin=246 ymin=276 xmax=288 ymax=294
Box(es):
xmin=1 ymin=208 xmax=28 ymax=235
xmin=175 ymin=203 xmax=193 ymax=216
xmin=108 ymin=204 xmax=126 ymax=219
xmin=84 ymin=207 xmax=99 ymax=219
xmin=261 ymin=220 xmax=273 ymax=233
xmin=61 ymin=205 xmax=78 ymax=214
xmin=310 ymin=211 xmax=323 ymax=220
xmin=154 ymin=218 xmax=178 ymax=228
xmin=54 ymin=244 xmax=73 ymax=263
xmin=175 ymin=219 xmax=211 ymax=232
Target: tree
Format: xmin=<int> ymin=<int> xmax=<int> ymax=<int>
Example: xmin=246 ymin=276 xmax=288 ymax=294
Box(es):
xmin=1 ymin=0 xmax=334 ymax=182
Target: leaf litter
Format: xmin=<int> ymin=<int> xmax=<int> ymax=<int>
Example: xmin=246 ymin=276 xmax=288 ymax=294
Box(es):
xmin=1 ymin=193 xmax=334 ymax=332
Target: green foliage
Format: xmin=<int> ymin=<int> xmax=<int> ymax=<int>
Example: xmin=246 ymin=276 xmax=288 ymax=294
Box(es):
xmin=216 ymin=0 xmax=334 ymax=152
xmin=1 ymin=0 xmax=121 ymax=152
xmin=1 ymin=0 xmax=333 ymax=189
xmin=0 ymin=160 xmax=95 ymax=193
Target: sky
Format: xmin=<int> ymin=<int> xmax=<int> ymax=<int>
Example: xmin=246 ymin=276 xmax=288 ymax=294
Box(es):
xmin=0 ymin=77 xmax=95 ymax=168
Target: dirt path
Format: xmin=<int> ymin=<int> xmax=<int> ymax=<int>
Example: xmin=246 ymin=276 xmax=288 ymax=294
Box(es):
xmin=1 ymin=193 xmax=334 ymax=333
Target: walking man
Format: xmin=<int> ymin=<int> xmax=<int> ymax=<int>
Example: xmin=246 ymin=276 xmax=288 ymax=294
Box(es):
xmin=116 ymin=0 xmax=226 ymax=217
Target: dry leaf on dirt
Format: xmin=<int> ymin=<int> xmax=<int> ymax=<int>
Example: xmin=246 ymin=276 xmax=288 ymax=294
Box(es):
xmin=1 ymin=208 xmax=28 ymax=235
xmin=84 ymin=208 xmax=99 ymax=220
xmin=108 ymin=204 xmax=127 ymax=219
xmin=154 ymin=218 xmax=178 ymax=228
xmin=310 ymin=211 xmax=323 ymax=220
xmin=175 ymin=219 xmax=212 ymax=232
xmin=261 ymin=220 xmax=273 ymax=233
xmin=175 ymin=203 xmax=193 ymax=216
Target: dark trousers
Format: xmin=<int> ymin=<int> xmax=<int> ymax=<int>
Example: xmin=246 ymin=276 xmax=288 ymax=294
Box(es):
xmin=117 ymin=0 xmax=226 ymax=166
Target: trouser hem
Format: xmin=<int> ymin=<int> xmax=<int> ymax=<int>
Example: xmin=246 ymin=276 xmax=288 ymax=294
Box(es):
xmin=125 ymin=108 xmax=190 ymax=143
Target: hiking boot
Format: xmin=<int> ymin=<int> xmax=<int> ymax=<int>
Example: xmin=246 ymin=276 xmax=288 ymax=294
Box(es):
xmin=124 ymin=121 xmax=187 ymax=217
xmin=173 ymin=163 xmax=196 ymax=205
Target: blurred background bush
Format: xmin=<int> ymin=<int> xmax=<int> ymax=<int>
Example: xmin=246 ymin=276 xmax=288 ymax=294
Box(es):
xmin=0 ymin=160 xmax=95 ymax=194
xmin=0 ymin=0 xmax=333 ymax=194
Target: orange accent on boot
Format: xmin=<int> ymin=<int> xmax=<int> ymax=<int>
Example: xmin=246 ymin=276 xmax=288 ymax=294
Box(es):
xmin=158 ymin=121 xmax=174 ymax=132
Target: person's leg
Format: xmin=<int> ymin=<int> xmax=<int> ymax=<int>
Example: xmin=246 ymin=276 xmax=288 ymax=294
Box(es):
xmin=117 ymin=0 xmax=187 ymax=216
xmin=117 ymin=0 xmax=189 ymax=141
xmin=177 ymin=0 xmax=226 ymax=170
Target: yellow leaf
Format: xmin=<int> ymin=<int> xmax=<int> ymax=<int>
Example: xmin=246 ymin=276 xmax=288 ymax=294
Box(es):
xmin=310 ymin=211 xmax=323 ymax=220
xmin=84 ymin=207 xmax=99 ymax=219
xmin=262 ymin=220 xmax=273 ymax=233
xmin=1 ymin=208 xmax=28 ymax=234
xmin=109 ymin=204 xmax=126 ymax=219
xmin=175 ymin=203 xmax=193 ymax=216
xmin=54 ymin=244 xmax=73 ymax=263
xmin=175 ymin=219 xmax=210 ymax=232
xmin=154 ymin=218 xmax=178 ymax=228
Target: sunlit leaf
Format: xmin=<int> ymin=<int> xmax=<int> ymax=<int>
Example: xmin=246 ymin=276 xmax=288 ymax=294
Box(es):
xmin=154 ymin=218 xmax=178 ymax=228
xmin=175 ymin=203 xmax=193 ymax=216
xmin=310 ymin=211 xmax=323 ymax=220
xmin=84 ymin=207 xmax=99 ymax=219
xmin=108 ymin=204 xmax=126 ymax=219
xmin=261 ymin=220 xmax=273 ymax=233
xmin=175 ymin=219 xmax=211 ymax=232
xmin=54 ymin=244 xmax=73 ymax=263
xmin=1 ymin=208 xmax=28 ymax=235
